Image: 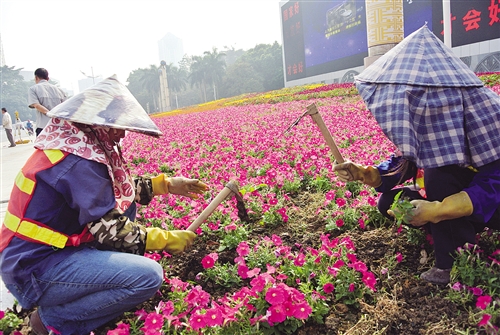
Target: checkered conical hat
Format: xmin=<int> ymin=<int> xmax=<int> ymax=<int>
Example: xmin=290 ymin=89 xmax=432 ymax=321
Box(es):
xmin=47 ymin=75 xmax=162 ymax=137
xmin=356 ymin=24 xmax=483 ymax=87
xmin=355 ymin=25 xmax=500 ymax=169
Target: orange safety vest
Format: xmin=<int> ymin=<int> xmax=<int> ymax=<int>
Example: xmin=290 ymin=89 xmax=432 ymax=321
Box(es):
xmin=0 ymin=149 xmax=94 ymax=252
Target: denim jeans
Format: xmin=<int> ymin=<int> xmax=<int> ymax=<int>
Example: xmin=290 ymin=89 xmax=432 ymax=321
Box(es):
xmin=7 ymin=247 xmax=163 ymax=334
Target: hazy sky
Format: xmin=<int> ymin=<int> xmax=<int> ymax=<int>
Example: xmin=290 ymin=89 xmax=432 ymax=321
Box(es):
xmin=1 ymin=0 xmax=283 ymax=93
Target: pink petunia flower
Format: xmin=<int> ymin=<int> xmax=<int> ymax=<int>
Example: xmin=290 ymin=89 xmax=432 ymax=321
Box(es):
xmin=201 ymin=253 xmax=218 ymax=269
xmin=336 ymin=198 xmax=346 ymax=207
xmin=271 ymin=234 xmax=283 ymax=246
xmin=266 ymin=286 xmax=287 ymax=305
xmin=362 ymin=271 xmax=377 ymax=291
xmin=336 ymin=219 xmax=344 ymax=227
xmin=323 ymin=283 xmax=335 ymax=294
xmin=204 ymin=307 xmax=223 ymax=327
xmin=236 ymin=241 xmax=250 ymax=257
xmin=189 ymin=312 xmax=206 ymax=331
xmin=325 ymin=191 xmax=335 ymax=201
xmin=349 ymin=283 xmax=356 ymax=292
xmin=143 ymin=312 xmax=164 ymax=330
xmin=293 ymin=301 xmax=312 ymax=320
xmin=267 ymin=304 xmax=287 ymax=324
xmin=478 ymin=313 xmax=491 ymax=327
xmin=396 ymin=252 xmax=403 ymax=263
xmin=476 ymin=295 xmax=492 ymax=310
xmin=238 ymin=264 xmax=249 ymax=279
xmin=294 ymin=253 xmax=306 ymax=266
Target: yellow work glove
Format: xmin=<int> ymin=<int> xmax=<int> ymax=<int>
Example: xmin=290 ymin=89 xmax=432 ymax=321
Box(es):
xmin=151 ymin=175 xmax=208 ymax=199
xmin=145 ymin=227 xmax=197 ymax=254
xmin=388 ymin=191 xmax=473 ymax=227
xmin=333 ymin=161 xmax=382 ymax=188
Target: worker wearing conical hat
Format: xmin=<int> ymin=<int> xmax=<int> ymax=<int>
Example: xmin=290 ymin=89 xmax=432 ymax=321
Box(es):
xmin=0 ymin=75 xmax=208 ymax=334
xmin=334 ymin=25 xmax=500 ymax=285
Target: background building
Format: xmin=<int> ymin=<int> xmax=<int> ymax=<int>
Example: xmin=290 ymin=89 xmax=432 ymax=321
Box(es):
xmin=280 ymin=0 xmax=500 ymax=87
xmin=0 ymin=33 xmax=5 ymax=67
xmin=78 ymin=76 xmax=103 ymax=92
xmin=158 ymin=32 xmax=184 ymax=66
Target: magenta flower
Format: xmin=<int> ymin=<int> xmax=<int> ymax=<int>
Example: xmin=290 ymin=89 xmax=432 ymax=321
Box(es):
xmin=336 ymin=198 xmax=346 ymax=207
xmin=236 ymin=241 xmax=250 ymax=257
xmin=396 ymin=252 xmax=403 ymax=263
xmin=470 ymin=286 xmax=483 ymax=296
xmin=205 ymin=307 xmax=223 ymax=327
xmin=283 ymin=301 xmax=296 ymax=317
xmin=0 ymin=310 xmax=4 ymax=319
xmin=293 ymin=301 xmax=312 ymax=320
xmin=143 ymin=312 xmax=164 ymax=330
xmin=269 ymin=198 xmax=278 ymax=205
xmin=325 ymin=190 xmax=335 ymax=201
xmin=349 ymin=283 xmax=356 ymax=292
xmin=189 ymin=312 xmax=206 ymax=331
xmin=478 ymin=313 xmax=491 ymax=327
xmin=201 ymin=253 xmax=218 ymax=269
xmin=294 ymin=253 xmax=306 ymax=266
xmin=268 ymin=304 xmax=287 ymax=324
xmin=107 ymin=323 xmax=130 ymax=335
xmin=134 ymin=309 xmax=148 ymax=321
xmin=362 ymin=271 xmax=377 ymax=291
xmin=336 ymin=219 xmax=344 ymax=227
xmin=247 ymin=267 xmax=261 ymax=278
xmin=271 ymin=234 xmax=283 ymax=246
xmin=238 ymin=264 xmax=249 ymax=279
xmin=358 ymin=218 xmax=365 ymax=230
xmin=323 ymin=283 xmax=335 ymax=294
xmin=266 ymin=286 xmax=287 ymax=305
xmin=476 ymin=295 xmax=492 ymax=310
xmin=350 ymin=261 xmax=367 ymax=273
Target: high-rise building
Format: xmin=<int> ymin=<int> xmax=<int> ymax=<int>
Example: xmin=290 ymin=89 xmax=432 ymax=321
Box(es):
xmin=158 ymin=33 xmax=184 ymax=66
xmin=0 ymin=33 xmax=6 ymax=66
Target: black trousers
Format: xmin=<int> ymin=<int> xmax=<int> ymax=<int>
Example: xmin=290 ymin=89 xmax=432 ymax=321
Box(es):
xmin=378 ymin=165 xmax=500 ymax=269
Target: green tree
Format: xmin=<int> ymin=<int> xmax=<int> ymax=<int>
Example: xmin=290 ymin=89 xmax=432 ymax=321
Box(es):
xmin=0 ymin=66 xmax=34 ymax=121
xmin=126 ymin=66 xmax=161 ymax=113
xmin=203 ymin=47 xmax=226 ymax=100
xmin=189 ymin=55 xmax=208 ymax=103
xmin=240 ymin=42 xmax=284 ymax=91
xmin=220 ymin=61 xmax=264 ymax=98
xmin=166 ymin=64 xmax=188 ymax=109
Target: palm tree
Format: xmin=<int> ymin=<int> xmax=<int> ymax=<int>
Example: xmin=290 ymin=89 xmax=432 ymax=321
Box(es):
xmin=166 ymin=64 xmax=188 ymax=109
xmin=138 ymin=65 xmax=161 ymax=112
xmin=189 ymin=55 xmax=208 ymax=103
xmin=203 ymin=47 xmax=226 ymax=100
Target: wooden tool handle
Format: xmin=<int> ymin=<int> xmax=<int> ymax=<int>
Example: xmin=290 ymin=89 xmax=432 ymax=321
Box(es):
xmin=306 ymin=104 xmax=345 ymax=164
xmin=186 ymin=180 xmax=239 ymax=232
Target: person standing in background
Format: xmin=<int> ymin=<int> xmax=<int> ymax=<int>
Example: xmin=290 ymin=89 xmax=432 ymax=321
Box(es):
xmin=2 ymin=108 xmax=16 ymax=147
xmin=28 ymin=68 xmax=67 ymax=136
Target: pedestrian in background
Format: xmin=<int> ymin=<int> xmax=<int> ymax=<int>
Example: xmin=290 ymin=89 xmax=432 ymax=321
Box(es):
xmin=28 ymin=68 xmax=67 ymax=136
xmin=2 ymin=107 xmax=16 ymax=147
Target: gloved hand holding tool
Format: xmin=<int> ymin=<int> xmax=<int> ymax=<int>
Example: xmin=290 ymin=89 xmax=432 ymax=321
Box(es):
xmin=145 ymin=180 xmax=248 ymax=254
xmin=332 ymin=161 xmax=382 ymax=187
xmin=152 ymin=175 xmax=208 ymax=199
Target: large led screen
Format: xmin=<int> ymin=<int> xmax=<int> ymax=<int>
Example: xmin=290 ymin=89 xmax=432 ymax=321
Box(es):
xmin=282 ymin=0 xmax=500 ymax=83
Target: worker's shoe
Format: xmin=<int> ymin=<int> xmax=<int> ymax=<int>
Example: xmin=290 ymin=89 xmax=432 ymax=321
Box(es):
xmin=420 ymin=267 xmax=451 ymax=285
xmin=29 ymin=310 xmax=49 ymax=335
